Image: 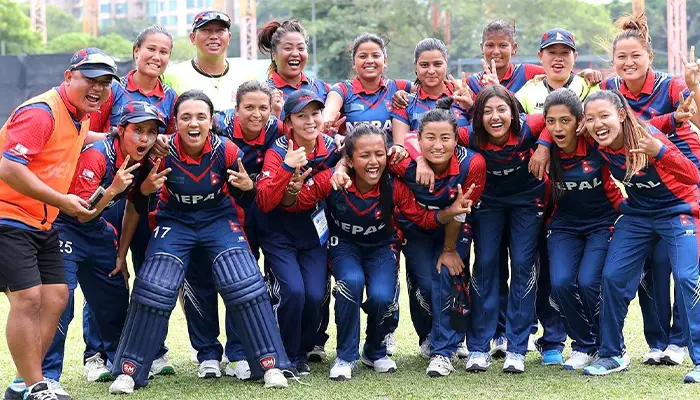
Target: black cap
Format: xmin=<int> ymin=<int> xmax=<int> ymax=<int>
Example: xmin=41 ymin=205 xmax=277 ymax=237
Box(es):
xmin=69 ymin=48 xmax=119 ymax=80
xmin=192 ymin=10 xmax=232 ymax=30
xmin=540 ymin=28 xmax=576 ymax=51
xmin=449 ymin=273 xmax=471 ymax=334
xmin=283 ymin=89 xmax=325 ymax=116
xmin=118 ymin=101 xmax=166 ymax=129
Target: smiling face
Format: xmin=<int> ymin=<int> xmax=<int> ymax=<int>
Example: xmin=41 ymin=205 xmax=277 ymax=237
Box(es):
xmin=134 ymin=32 xmax=172 ymax=78
xmin=176 ymin=99 xmax=213 ymax=155
xmin=420 ymin=121 xmax=456 ymax=167
xmin=415 ymin=50 xmax=447 ymax=89
xmin=119 ymin=120 xmax=158 ymax=161
xmin=482 ymin=96 xmax=513 ymax=144
xmin=64 ymin=70 xmax=112 ymax=116
xmin=481 ymin=32 xmax=517 ymax=70
xmin=236 ymin=91 xmax=271 ymax=137
xmin=353 ymin=41 xmax=386 ymax=81
xmin=288 ymin=103 xmax=323 ymax=145
xmin=273 ymin=32 xmax=308 ymax=81
xmin=613 ymin=37 xmax=653 ymax=85
xmin=546 ymin=104 xmax=578 ymax=153
xmin=538 ymin=44 xmax=577 ymax=84
xmin=348 ymin=134 xmax=387 ymax=189
xmin=190 ymin=21 xmax=231 ymax=59
xmin=584 ymin=99 xmax=625 ymax=149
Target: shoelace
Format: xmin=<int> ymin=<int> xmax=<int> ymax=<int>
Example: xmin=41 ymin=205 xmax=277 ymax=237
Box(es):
xmin=433 ymin=355 xmax=455 ymax=371
xmin=28 ymin=388 xmax=57 ymax=400
xmin=593 ymin=357 xmax=622 ymax=370
xmin=280 ymin=370 xmax=311 ymax=386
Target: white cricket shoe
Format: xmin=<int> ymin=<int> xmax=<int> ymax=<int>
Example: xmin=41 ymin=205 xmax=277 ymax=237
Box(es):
xmin=225 ymin=360 xmax=251 ymax=380
xmin=563 ymin=351 xmax=597 ymax=370
xmin=84 ymin=354 xmax=111 ymax=382
xmin=198 ymin=359 xmax=222 ymax=379
xmin=263 ymin=368 xmax=288 ymax=388
xmin=109 ymin=375 xmax=134 ymax=395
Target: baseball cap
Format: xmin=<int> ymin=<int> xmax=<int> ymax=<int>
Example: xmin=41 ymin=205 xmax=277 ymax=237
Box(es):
xmin=192 ymin=10 xmax=232 ymax=30
xmin=118 ymin=101 xmax=166 ymax=129
xmin=283 ymin=89 xmax=325 ymax=116
xmin=69 ymin=48 xmax=119 ymax=80
xmin=540 ymin=28 xmax=576 ymax=51
xmin=449 ymin=273 xmax=471 ymax=334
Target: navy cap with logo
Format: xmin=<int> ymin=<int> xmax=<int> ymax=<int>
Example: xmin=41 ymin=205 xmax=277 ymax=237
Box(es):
xmin=283 ymin=89 xmax=325 ymax=116
xmin=192 ymin=10 xmax=232 ymax=30
xmin=540 ymin=28 xmax=576 ymax=51
xmin=118 ymin=101 xmax=166 ymax=129
xmin=449 ymin=273 xmax=471 ymax=334
xmin=69 ymin=48 xmax=119 ymax=80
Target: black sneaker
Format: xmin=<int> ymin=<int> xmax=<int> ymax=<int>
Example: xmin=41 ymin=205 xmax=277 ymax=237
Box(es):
xmin=282 ymin=367 xmax=299 ymax=378
xmin=24 ymin=382 xmax=58 ymax=400
xmin=297 ymin=362 xmax=311 ymax=376
xmin=3 ymin=386 xmax=25 ymax=400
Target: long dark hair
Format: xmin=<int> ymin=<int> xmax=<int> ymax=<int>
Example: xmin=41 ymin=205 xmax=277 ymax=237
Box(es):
xmin=471 ymin=84 xmax=521 ymax=147
xmin=425 ymin=97 xmax=459 ymax=137
xmin=258 ymin=19 xmax=308 ymax=78
xmin=543 ymin=88 xmax=584 ymax=202
xmin=583 ymin=90 xmax=648 ymax=182
xmin=343 ymin=123 xmax=393 ymax=234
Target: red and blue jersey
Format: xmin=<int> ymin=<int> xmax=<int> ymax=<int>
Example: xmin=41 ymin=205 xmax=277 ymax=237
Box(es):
xmin=267 ymin=71 xmax=331 ymax=119
xmin=391 ymin=145 xmax=486 ymax=234
xmin=256 ymin=133 xmax=341 ymax=245
xmin=90 ymin=71 xmax=178 ymax=135
xmin=601 ymin=70 xmax=700 ymax=172
xmin=390 ymin=82 xmax=469 ymax=131
xmin=56 ymin=136 xmax=133 ymax=230
xmin=282 ymin=168 xmax=442 ymax=245
xmin=153 ymin=133 xmax=245 ymax=225
xmin=549 ymin=138 xmax=623 ymax=230
xmin=331 ymin=77 xmax=412 ymax=137
xmin=597 ymin=127 xmax=700 ymax=217
xmin=468 ymin=63 xmax=545 ymax=95
xmin=458 ymin=114 xmax=546 ymax=199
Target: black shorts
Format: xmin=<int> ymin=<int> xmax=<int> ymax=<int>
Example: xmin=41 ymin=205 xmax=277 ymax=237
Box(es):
xmin=0 ymin=224 xmax=66 ymax=292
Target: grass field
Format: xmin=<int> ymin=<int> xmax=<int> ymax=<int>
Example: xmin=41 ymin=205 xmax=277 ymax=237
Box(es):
xmin=2 ymin=262 xmax=700 ymax=400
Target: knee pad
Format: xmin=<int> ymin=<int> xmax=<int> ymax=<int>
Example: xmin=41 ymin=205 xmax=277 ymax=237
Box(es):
xmin=132 ymin=253 xmax=184 ymax=310
xmin=211 ymin=248 xmax=290 ymax=379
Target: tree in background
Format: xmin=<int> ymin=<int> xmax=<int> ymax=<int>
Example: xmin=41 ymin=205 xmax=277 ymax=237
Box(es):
xmin=19 ymin=4 xmax=81 ymax=41
xmin=0 ymin=0 xmax=41 ymax=54
xmin=44 ymin=32 xmax=132 ymax=59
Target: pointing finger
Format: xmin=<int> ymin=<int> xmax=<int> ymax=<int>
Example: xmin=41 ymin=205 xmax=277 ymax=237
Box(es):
xmin=119 ymin=155 xmax=131 ymax=170
xmin=237 ymin=158 xmax=247 ymax=174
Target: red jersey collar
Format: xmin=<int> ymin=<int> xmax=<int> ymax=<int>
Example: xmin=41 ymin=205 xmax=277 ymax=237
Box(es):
xmin=289 ymin=134 xmax=328 ymax=158
xmin=351 ymin=77 xmax=387 ymax=95
xmin=481 ymin=132 xmax=520 ymax=151
xmin=619 ymin=69 xmax=655 ymax=99
xmin=559 ymin=137 xmax=588 ymax=159
xmin=500 ymin=63 xmax=515 ymax=82
xmin=174 ymin=132 xmax=213 ymax=164
xmin=125 ymin=70 xmax=166 ymax=99
xmin=417 ymin=81 xmax=455 ymax=100
xmin=58 ymin=83 xmax=88 ymax=122
xmin=271 ymin=71 xmax=309 ymax=89
xmin=346 ymin=178 xmax=381 ymax=199
xmin=233 ymin=116 xmax=266 ymax=145
xmin=433 ymin=152 xmax=460 ymax=179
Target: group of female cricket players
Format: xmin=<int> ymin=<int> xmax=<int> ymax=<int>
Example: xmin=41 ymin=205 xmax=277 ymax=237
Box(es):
xmin=4 ymin=7 xmax=700 ymax=399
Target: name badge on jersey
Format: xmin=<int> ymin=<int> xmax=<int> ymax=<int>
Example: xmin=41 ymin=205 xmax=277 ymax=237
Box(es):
xmin=348 ymin=103 xmax=366 ymax=112
xmin=312 ymin=207 xmax=330 ymax=245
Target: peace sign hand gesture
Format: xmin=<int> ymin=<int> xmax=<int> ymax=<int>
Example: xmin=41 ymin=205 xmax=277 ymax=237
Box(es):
xmin=480 ymin=58 xmax=499 ymax=86
xmin=446 ymin=183 xmax=477 ymax=216
xmin=676 ymin=91 xmax=697 ymax=123
xmin=629 ymin=129 xmax=663 ymax=158
xmin=228 ymin=158 xmax=254 ymax=191
xmin=140 ymin=158 xmax=171 ymax=195
xmin=449 ymin=72 xmax=475 ymax=111
xmin=681 ymin=46 xmax=700 ymax=90
xmin=110 ymin=155 xmax=141 ymax=195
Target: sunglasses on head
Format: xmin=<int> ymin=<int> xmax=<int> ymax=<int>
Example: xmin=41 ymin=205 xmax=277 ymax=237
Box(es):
xmin=193 ymin=11 xmax=231 ymax=26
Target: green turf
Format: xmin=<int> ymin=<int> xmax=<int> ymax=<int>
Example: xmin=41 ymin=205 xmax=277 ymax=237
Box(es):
xmin=2 ymin=262 xmax=699 ymax=400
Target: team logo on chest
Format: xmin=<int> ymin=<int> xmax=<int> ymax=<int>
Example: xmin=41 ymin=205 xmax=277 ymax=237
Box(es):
xmin=582 ymin=160 xmax=594 ymax=173
xmin=449 ymin=186 xmax=458 ymax=200
xmin=256 ymin=150 xmax=263 ymax=164
xmin=229 ymin=220 xmax=240 ymax=232
xmin=375 ymin=207 xmax=383 ymax=220
xmin=210 ymin=172 xmax=220 ymax=186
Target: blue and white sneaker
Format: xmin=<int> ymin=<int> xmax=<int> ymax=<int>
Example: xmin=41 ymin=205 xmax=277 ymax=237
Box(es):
xmin=490 ymin=336 xmax=507 ymax=359
xmin=541 ymin=349 xmax=564 ymax=366
xmin=583 ymin=354 xmax=630 ymax=376
xmin=684 ymin=365 xmax=700 ymax=383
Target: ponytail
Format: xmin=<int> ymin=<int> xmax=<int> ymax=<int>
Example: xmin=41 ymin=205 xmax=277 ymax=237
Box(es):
xmin=612 ymin=12 xmax=652 ymax=55
xmin=258 ymin=19 xmax=308 ymax=78
xmin=418 ymin=96 xmax=458 ymax=137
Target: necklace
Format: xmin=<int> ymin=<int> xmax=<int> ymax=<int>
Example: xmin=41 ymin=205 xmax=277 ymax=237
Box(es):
xmin=193 ymin=58 xmax=227 ymax=90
